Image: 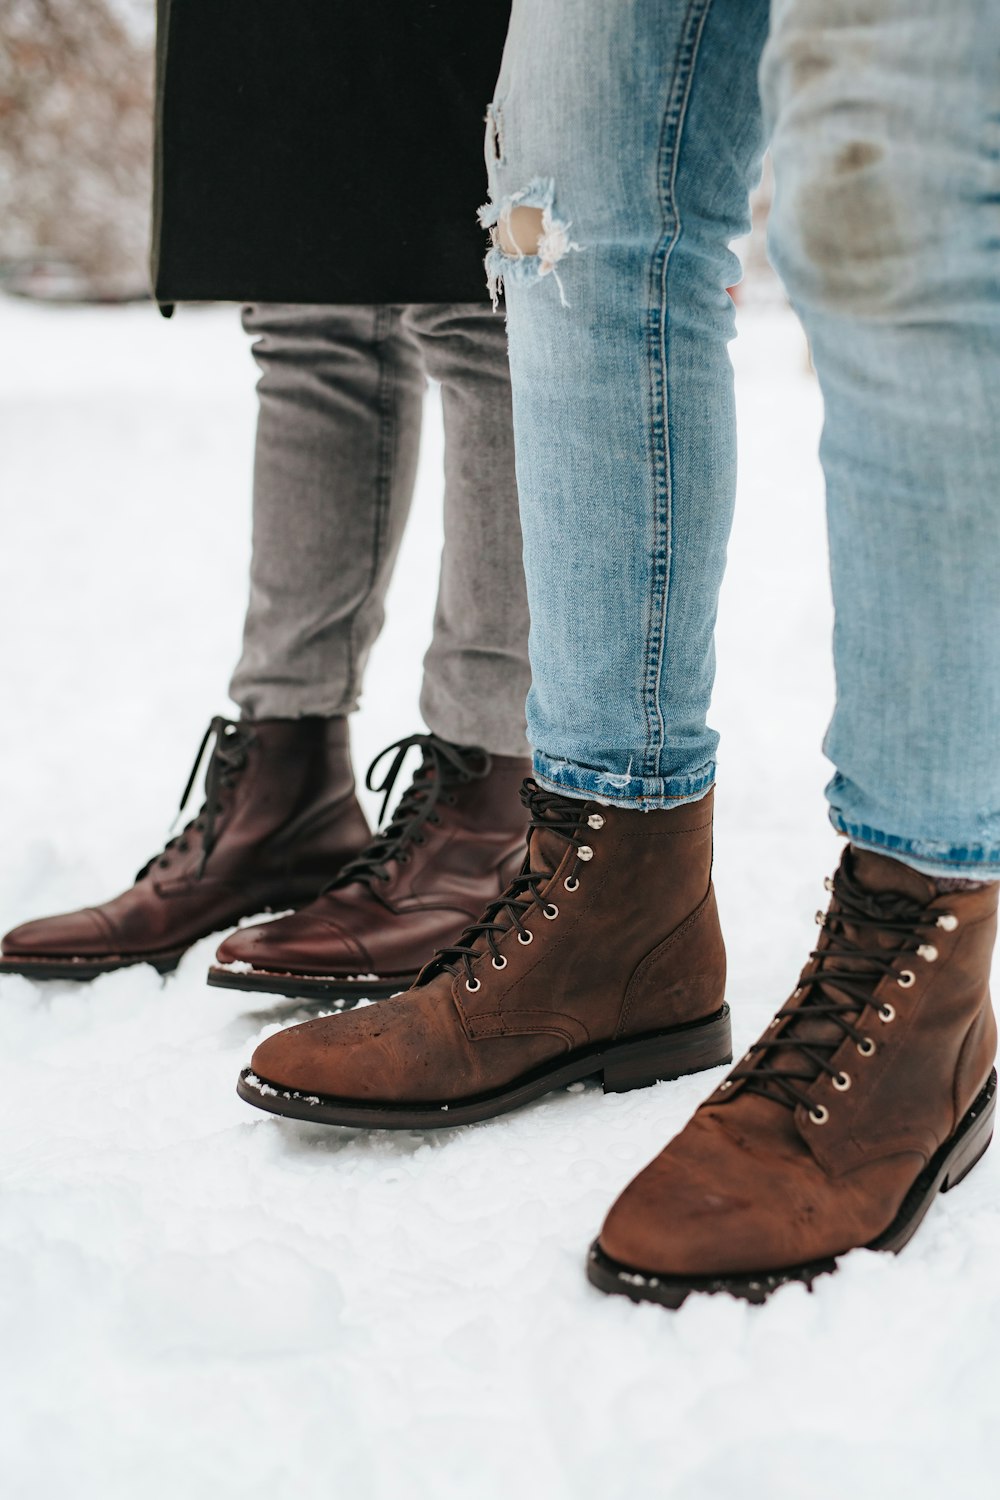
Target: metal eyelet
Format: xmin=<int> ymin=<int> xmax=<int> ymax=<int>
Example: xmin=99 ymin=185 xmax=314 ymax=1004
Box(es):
xmin=768 ymin=1017 xmax=781 ymax=1030
xmin=543 ymin=904 xmax=559 ymax=920
xmin=897 ymin=970 xmax=916 ymax=988
xmin=719 ymin=1079 xmax=733 ymax=1092
xmin=492 ymin=955 xmax=507 ymax=970
xmin=587 ymin=814 xmax=605 ymax=830
xmin=832 ymin=1071 xmax=851 ymax=1091
xmin=937 ymin=913 xmax=958 ymax=931
xmin=809 ymin=1104 xmax=829 ymax=1125
xmin=857 ymin=1037 xmax=876 ymax=1057
xmin=465 ymin=978 xmax=481 ymax=992
xmin=564 ymin=876 xmax=580 ymax=892
xmin=917 ymin=944 xmax=938 ymax=963
xmin=577 ymin=845 xmax=594 ymax=862
xmin=815 ymin=910 xmax=826 ymax=926
xmin=823 ymin=876 xmax=835 ymax=892
xmin=517 ymin=930 xmax=533 ymax=946
xmin=878 ymin=1002 xmax=896 ymax=1023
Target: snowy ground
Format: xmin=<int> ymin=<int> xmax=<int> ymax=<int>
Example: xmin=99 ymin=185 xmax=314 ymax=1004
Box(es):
xmin=1 ymin=296 xmax=996 ymax=1500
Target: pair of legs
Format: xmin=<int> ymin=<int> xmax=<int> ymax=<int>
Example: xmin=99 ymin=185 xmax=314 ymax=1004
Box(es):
xmin=241 ymin=0 xmax=1000 ymax=1307
xmin=234 ymin=300 xmax=529 ymax=755
xmin=1 ymin=301 xmax=534 ymax=986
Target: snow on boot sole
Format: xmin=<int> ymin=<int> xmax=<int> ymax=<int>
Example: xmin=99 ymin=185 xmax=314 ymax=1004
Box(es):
xmin=206 ymin=963 xmax=415 ymax=1003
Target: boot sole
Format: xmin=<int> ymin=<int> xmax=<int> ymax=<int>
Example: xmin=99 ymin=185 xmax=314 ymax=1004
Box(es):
xmin=206 ymin=964 xmax=414 ymax=1003
xmin=236 ymin=1004 xmax=733 ymax=1128
xmin=0 ymin=947 xmax=190 ymax=980
xmin=586 ymin=1065 xmax=998 ymax=1309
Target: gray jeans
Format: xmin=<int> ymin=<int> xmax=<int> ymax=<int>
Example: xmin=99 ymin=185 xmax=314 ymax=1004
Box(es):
xmin=229 ymin=303 xmax=531 ymax=756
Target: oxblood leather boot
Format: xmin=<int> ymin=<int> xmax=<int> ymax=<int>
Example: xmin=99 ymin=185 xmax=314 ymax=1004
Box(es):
xmin=235 ymin=781 xmax=731 ymax=1127
xmin=589 ymin=846 xmax=998 ymax=1308
xmin=208 ymin=733 xmax=531 ymax=1002
xmin=0 ymin=716 xmax=369 ymax=979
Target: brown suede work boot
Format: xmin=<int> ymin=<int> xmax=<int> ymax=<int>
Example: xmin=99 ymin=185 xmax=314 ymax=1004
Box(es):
xmin=589 ymin=846 xmax=998 ymax=1308
xmin=208 ymin=733 xmax=532 ymax=1003
xmin=236 ymin=782 xmax=731 ymax=1128
xmin=0 ymin=716 xmax=369 ymax=979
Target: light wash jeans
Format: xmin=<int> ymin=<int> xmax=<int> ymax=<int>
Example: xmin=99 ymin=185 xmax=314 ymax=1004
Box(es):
xmin=230 ymin=303 xmax=531 ymax=757
xmin=483 ymin=0 xmax=1000 ymax=878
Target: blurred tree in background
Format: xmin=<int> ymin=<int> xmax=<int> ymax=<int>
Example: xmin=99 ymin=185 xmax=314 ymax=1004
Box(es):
xmin=0 ymin=0 xmax=153 ymax=298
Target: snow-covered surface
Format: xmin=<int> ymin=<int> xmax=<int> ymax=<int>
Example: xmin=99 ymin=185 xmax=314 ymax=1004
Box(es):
xmin=1 ymin=297 xmax=995 ymax=1499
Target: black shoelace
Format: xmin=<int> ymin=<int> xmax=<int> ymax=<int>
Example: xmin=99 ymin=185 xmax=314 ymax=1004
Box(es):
xmin=423 ymin=781 xmax=594 ymax=989
xmin=326 ymin=733 xmax=491 ymax=894
xmin=735 ymin=865 xmax=951 ymax=1113
xmin=136 ymin=717 xmax=255 ymax=882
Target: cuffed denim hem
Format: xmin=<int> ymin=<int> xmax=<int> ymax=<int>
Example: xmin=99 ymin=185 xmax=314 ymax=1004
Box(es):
xmin=830 ymin=811 xmax=1000 ymax=883
xmin=532 ymin=751 xmax=715 ymax=810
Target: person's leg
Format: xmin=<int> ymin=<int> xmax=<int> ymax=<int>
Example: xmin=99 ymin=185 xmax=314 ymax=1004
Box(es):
xmin=481 ymin=0 xmax=768 ymax=806
xmin=403 ymin=302 xmax=531 ymax=758
xmin=765 ymin=0 xmax=1000 ymax=882
xmin=592 ymin=0 xmax=1000 ymax=1308
xmin=230 ymin=303 xmax=425 ymax=719
xmin=235 ymin=1 xmax=770 ymax=1124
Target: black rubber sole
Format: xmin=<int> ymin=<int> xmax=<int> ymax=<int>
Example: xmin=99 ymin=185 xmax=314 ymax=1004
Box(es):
xmin=0 ymin=948 xmax=188 ymax=980
xmin=236 ymin=1003 xmax=733 ymax=1128
xmin=587 ymin=1066 xmax=998 ymax=1309
xmin=207 ymin=964 xmax=414 ymax=1003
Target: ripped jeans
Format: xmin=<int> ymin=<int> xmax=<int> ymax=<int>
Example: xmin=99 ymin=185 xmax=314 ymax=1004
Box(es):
xmin=482 ymin=0 xmax=1000 ymax=879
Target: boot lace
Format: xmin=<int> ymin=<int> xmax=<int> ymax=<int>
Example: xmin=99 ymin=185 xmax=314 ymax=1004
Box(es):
xmin=734 ymin=863 xmax=952 ymax=1113
xmin=136 ymin=717 xmax=254 ymax=882
xmin=326 ymin=733 xmax=490 ymax=893
xmin=420 ymin=781 xmax=596 ymax=988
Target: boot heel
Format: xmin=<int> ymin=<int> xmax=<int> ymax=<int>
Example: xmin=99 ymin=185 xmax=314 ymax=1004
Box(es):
xmin=941 ymin=1069 xmax=997 ymax=1193
xmin=602 ymin=1005 xmax=732 ymax=1094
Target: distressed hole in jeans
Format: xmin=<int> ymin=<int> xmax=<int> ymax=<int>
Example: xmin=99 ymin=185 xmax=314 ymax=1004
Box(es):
xmin=479 ymin=178 xmax=583 ymax=309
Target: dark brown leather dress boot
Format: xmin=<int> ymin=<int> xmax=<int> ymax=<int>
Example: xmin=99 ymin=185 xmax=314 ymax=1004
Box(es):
xmin=0 ymin=716 xmax=369 ymax=979
xmin=589 ymin=847 xmax=998 ymax=1308
xmin=235 ymin=781 xmax=731 ymax=1127
xmin=208 ymin=733 xmax=531 ymax=1002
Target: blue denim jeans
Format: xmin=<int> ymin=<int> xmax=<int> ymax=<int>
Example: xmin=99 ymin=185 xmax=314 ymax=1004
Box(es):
xmin=483 ymin=0 xmax=1000 ymax=879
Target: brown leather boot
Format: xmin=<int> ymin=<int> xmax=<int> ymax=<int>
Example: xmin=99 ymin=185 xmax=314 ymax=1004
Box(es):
xmin=235 ymin=782 xmax=731 ymax=1127
xmin=589 ymin=846 xmax=998 ymax=1308
xmin=0 ymin=716 xmax=369 ymax=979
xmin=208 ymin=733 xmax=531 ymax=1002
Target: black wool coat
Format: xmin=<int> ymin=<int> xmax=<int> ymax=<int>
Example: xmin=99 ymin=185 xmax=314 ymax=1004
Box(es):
xmin=152 ymin=1 xmax=511 ymax=306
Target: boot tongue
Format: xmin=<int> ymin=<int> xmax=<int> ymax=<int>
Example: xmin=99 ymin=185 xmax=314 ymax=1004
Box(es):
xmin=848 ymin=846 xmax=937 ymax=906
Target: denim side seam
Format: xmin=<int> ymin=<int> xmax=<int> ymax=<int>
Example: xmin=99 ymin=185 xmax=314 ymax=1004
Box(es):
xmin=643 ymin=0 xmax=715 ymax=782
xmin=534 ymin=750 xmax=715 ymax=810
xmin=830 ymin=811 xmax=1000 ymax=881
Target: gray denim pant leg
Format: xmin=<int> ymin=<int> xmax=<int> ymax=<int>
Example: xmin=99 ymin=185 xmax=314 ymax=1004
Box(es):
xmin=229 ymin=303 xmax=530 ymax=756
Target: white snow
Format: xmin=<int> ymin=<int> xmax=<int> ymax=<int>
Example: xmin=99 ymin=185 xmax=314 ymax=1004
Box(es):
xmin=1 ymin=296 xmax=996 ymax=1500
